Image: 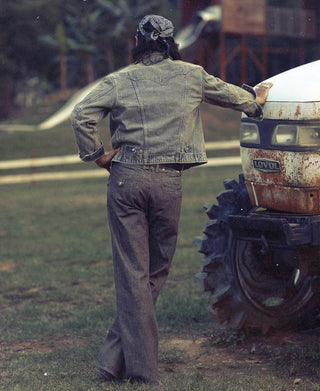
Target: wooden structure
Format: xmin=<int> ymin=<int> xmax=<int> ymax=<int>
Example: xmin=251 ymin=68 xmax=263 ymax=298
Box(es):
xmin=219 ymin=0 xmax=267 ymax=83
xmin=180 ymin=0 xmax=211 ymax=25
xmin=180 ymin=0 xmax=320 ymax=84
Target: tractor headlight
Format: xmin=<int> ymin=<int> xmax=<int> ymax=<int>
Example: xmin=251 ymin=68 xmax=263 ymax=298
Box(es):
xmin=272 ymin=124 xmax=320 ymax=146
xmin=298 ymin=125 xmax=320 ymax=146
xmin=240 ymin=123 xmax=260 ymax=144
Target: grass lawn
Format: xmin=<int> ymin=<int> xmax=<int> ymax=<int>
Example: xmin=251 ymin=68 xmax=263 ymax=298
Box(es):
xmin=0 ymin=101 xmax=319 ymax=390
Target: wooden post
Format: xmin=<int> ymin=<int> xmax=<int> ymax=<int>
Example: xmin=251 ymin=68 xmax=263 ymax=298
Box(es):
xmin=219 ymin=31 xmax=227 ymax=81
xmin=262 ymin=35 xmax=268 ymax=80
xmin=241 ymin=35 xmax=247 ymax=85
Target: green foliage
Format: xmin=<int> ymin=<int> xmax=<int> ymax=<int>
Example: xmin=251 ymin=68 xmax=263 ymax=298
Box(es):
xmin=0 ymin=0 xmax=63 ymax=117
xmin=63 ymin=3 xmax=102 ymax=52
xmin=0 ymin=0 xmax=58 ymax=75
xmin=1 ymin=0 xmax=180 ymax=118
xmin=55 ymin=22 xmax=68 ymax=54
xmin=97 ymin=0 xmax=160 ymax=36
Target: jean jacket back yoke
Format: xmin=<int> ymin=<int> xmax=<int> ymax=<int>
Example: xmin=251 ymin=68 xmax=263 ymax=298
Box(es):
xmin=71 ymin=55 xmax=261 ymax=168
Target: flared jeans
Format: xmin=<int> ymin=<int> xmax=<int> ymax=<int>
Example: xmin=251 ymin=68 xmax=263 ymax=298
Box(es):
xmin=97 ymin=163 xmax=183 ymax=382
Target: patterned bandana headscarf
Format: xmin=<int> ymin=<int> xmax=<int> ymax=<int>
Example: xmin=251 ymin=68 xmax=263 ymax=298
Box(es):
xmin=137 ymin=15 xmax=174 ymax=42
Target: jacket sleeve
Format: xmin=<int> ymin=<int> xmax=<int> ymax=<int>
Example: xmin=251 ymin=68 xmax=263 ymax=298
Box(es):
xmin=71 ymin=76 xmax=116 ymax=162
xmin=202 ymin=69 xmax=263 ymax=120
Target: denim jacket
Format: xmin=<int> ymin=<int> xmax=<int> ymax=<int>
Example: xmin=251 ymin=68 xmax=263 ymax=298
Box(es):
xmin=71 ymin=54 xmax=262 ymax=167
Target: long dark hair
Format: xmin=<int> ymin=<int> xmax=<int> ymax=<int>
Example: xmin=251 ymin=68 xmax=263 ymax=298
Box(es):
xmin=132 ymin=35 xmax=181 ymax=63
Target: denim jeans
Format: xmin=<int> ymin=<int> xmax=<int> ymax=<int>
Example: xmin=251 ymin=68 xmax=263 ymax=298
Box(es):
xmin=97 ymin=163 xmax=182 ymax=382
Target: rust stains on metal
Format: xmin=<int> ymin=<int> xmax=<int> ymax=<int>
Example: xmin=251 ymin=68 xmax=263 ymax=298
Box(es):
xmin=241 ymin=146 xmax=320 ymax=213
xmin=311 ymin=102 xmax=320 ymax=119
xmin=245 ymin=180 xmax=320 ymax=213
xmin=295 ymin=105 xmax=301 ymax=117
xmin=262 ymin=101 xmax=320 ymax=121
xmin=241 ymin=147 xmax=320 ymax=187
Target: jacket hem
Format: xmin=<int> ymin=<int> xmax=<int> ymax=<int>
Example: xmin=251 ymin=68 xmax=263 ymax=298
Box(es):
xmin=112 ymin=152 xmax=208 ymax=167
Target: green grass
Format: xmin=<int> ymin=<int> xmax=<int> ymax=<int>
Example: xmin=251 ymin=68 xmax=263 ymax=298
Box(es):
xmin=1 ymin=101 xmax=319 ymax=390
xmin=0 ymin=166 xmax=242 ymax=390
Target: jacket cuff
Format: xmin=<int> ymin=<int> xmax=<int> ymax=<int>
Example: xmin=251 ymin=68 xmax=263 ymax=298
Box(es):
xmin=80 ymin=145 xmax=105 ymax=162
xmin=241 ymin=84 xmax=256 ymax=98
xmin=241 ymin=84 xmax=263 ymax=121
xmin=246 ymin=103 xmax=263 ymax=121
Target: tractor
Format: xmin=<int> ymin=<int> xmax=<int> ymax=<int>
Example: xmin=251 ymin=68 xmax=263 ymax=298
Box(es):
xmin=195 ymin=60 xmax=320 ymax=333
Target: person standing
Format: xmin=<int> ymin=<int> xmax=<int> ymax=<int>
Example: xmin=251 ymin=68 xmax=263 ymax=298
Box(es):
xmin=71 ymin=14 xmax=271 ymax=383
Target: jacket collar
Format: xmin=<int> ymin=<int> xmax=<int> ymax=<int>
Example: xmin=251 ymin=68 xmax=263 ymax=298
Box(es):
xmin=139 ymin=52 xmax=168 ymax=65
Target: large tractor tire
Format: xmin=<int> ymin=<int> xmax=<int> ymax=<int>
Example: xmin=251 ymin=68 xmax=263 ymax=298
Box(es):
xmin=195 ymin=174 xmax=320 ymax=333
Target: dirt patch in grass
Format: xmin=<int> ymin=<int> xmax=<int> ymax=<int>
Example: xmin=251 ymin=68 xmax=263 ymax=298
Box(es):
xmin=159 ymin=334 xmax=269 ymax=375
xmin=158 ymin=328 xmax=320 ymax=388
xmin=2 ymin=326 xmax=319 ymax=389
xmin=0 ymin=262 xmax=17 ymax=271
xmin=1 ymin=335 xmax=91 ymax=355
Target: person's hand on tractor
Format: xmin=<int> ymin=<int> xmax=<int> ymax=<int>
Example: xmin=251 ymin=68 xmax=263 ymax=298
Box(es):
xmin=95 ymin=147 xmax=120 ymax=172
xmin=255 ymin=82 xmax=273 ymax=105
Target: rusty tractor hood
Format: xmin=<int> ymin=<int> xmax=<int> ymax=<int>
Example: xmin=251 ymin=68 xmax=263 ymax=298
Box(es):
xmin=246 ymin=60 xmax=320 ymax=121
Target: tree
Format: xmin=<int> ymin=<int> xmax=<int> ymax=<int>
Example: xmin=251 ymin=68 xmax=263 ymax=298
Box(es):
xmin=39 ymin=2 xmax=102 ymax=88
xmin=0 ymin=0 xmax=63 ymax=118
xmin=63 ymin=3 xmax=102 ymax=84
xmin=96 ymin=0 xmax=161 ymax=65
xmin=0 ymin=0 xmax=180 ymax=118
xmin=55 ymin=23 xmax=68 ymax=91
xmin=40 ymin=22 xmax=68 ymax=91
